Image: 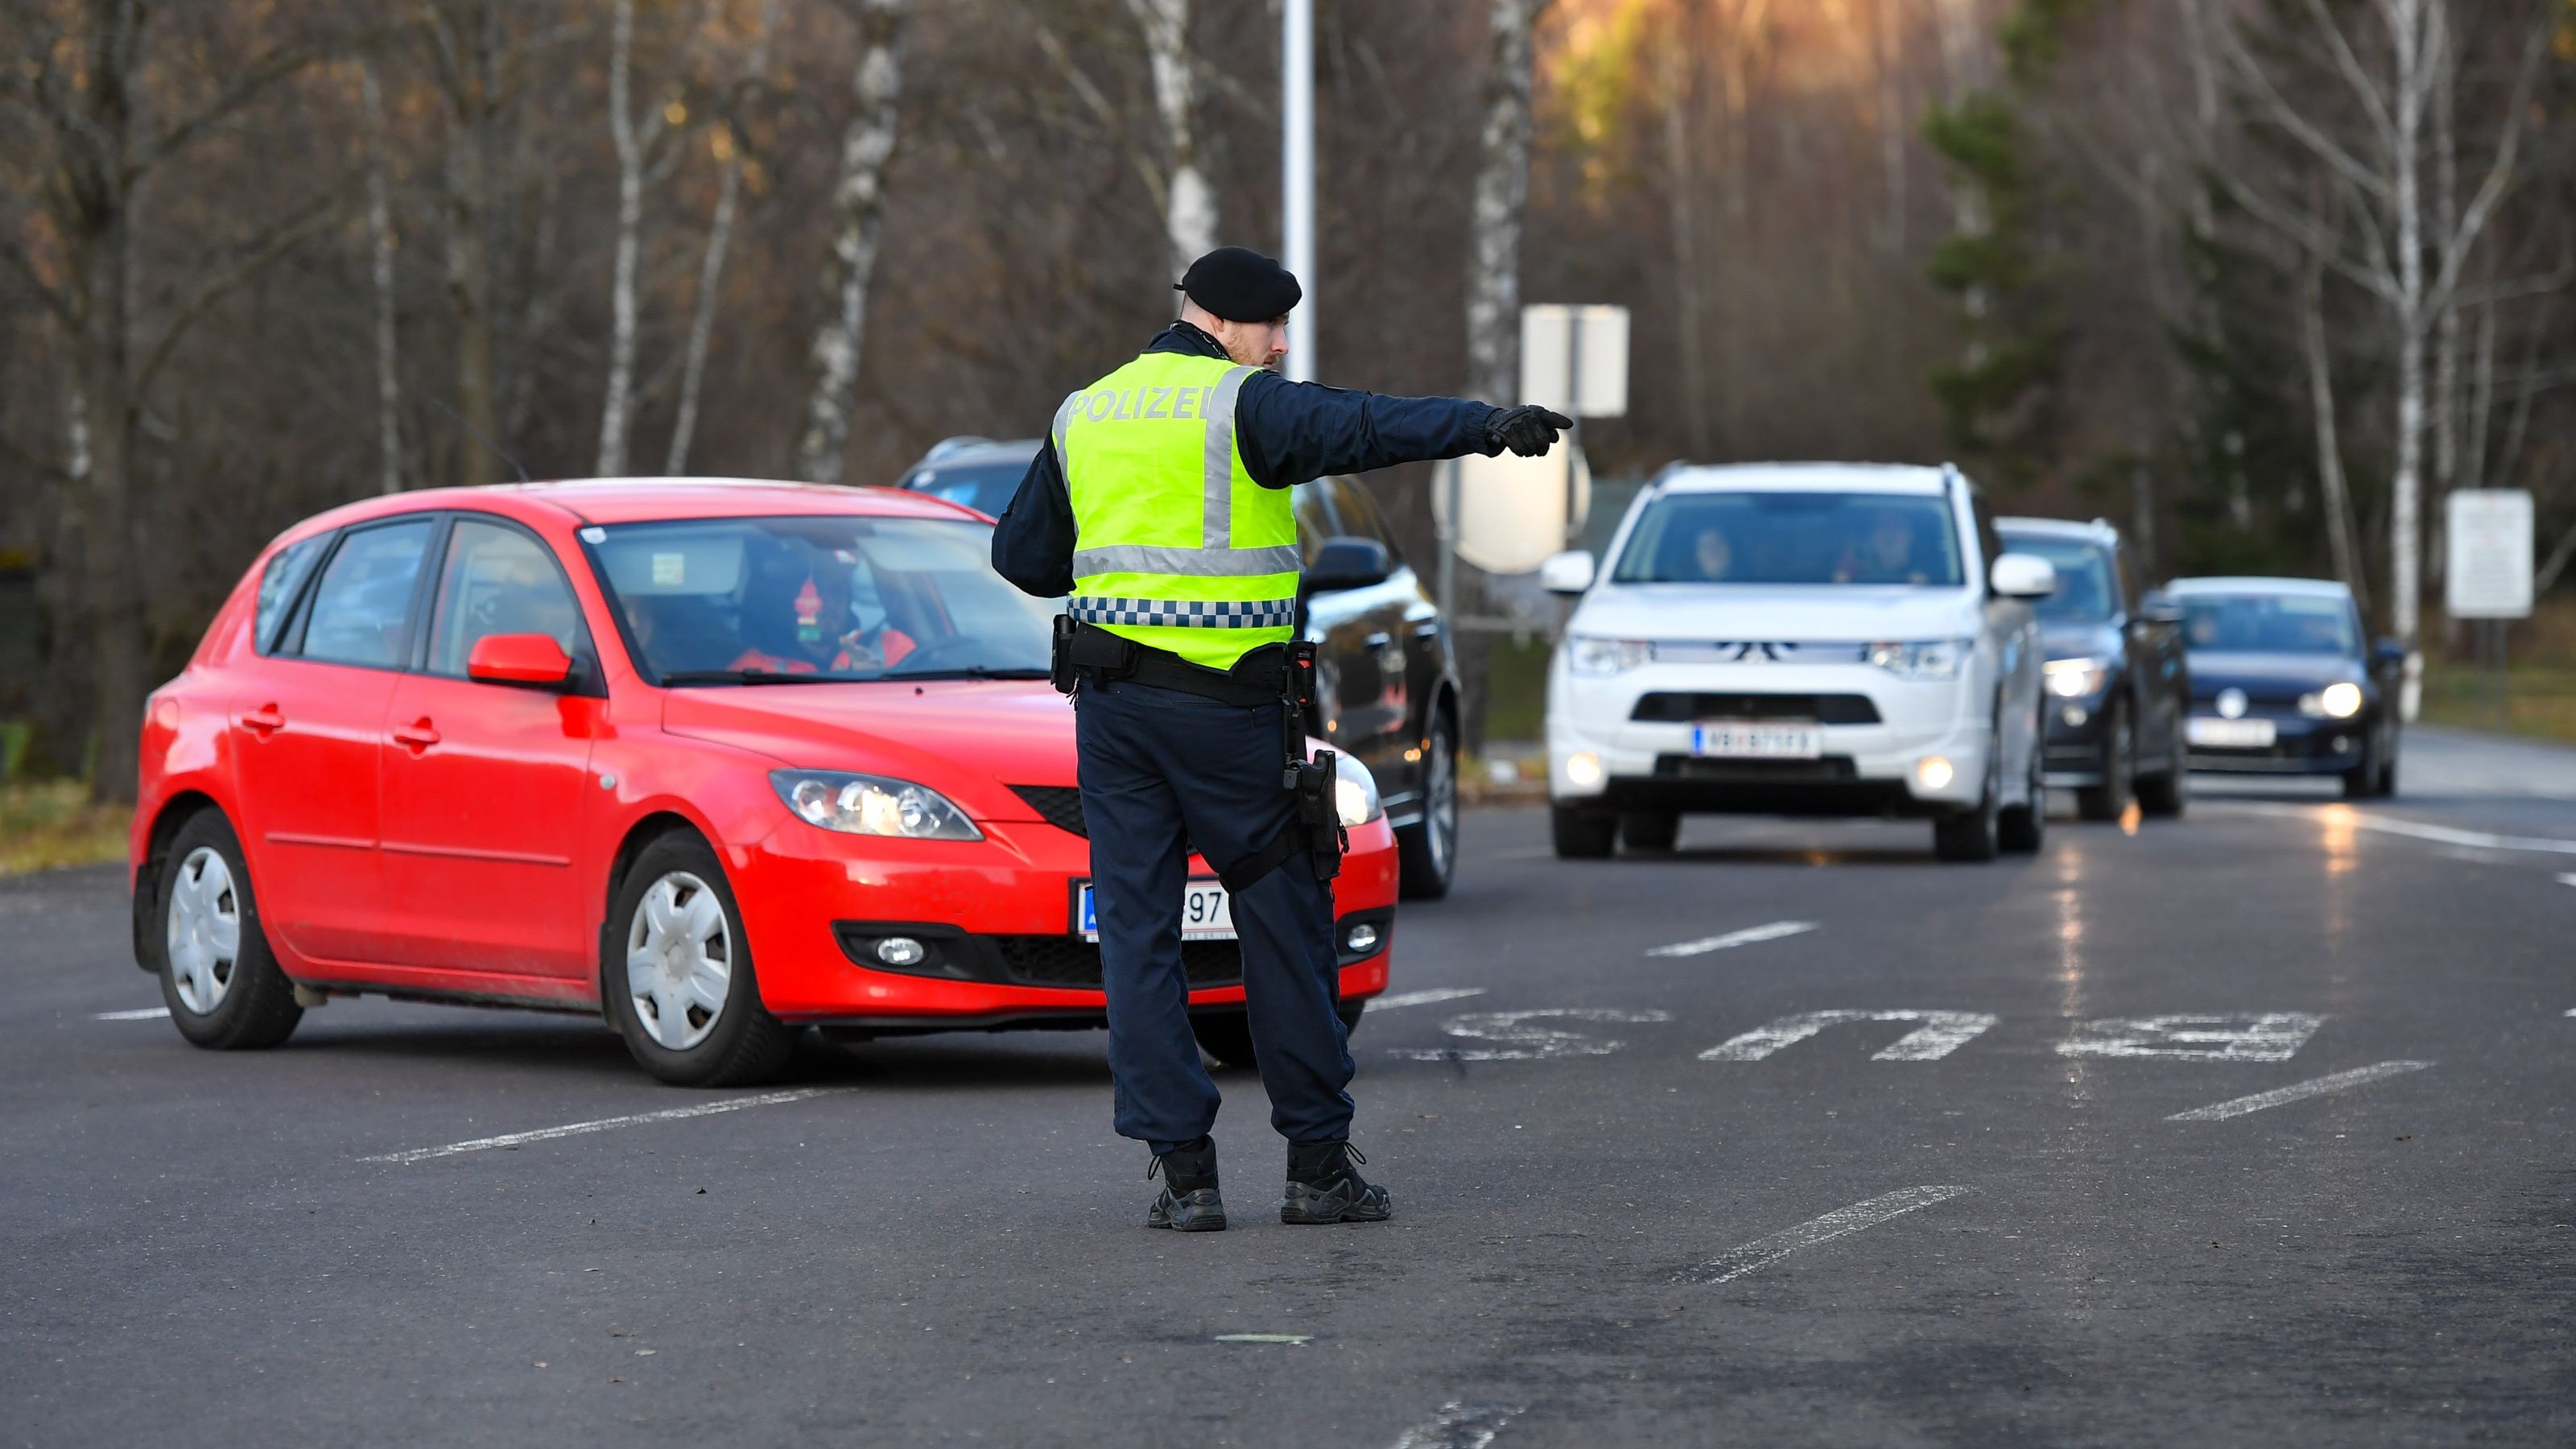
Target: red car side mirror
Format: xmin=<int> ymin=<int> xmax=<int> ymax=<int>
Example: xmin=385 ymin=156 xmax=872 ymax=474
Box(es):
xmin=465 ymin=632 xmax=575 ymax=688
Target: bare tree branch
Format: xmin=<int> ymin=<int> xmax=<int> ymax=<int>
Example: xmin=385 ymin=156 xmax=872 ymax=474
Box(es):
xmin=132 ymin=195 xmax=345 ymax=397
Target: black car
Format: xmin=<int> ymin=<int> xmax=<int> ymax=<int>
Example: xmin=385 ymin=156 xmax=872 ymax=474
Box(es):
xmin=1996 ymin=516 xmax=2190 ymax=819
xmin=2168 ymin=576 xmax=2404 ymax=798
xmin=898 ymin=438 xmax=1465 ymax=898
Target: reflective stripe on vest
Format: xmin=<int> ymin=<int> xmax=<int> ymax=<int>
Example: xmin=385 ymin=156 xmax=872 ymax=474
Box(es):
xmin=1059 ymin=351 xmax=1299 ymax=671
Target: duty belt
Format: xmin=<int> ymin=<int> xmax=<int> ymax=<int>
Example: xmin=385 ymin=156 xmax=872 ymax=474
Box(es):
xmin=1051 ymin=617 xmax=1345 ymax=890
xmin=1050 ymin=618 xmax=1289 ymax=707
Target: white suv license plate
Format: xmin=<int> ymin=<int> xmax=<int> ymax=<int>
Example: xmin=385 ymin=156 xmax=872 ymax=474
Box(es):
xmin=1075 ymin=880 xmax=1236 ymax=941
xmin=2187 ymin=717 xmax=2277 ymax=749
xmin=1690 ymin=720 xmax=1823 ymax=759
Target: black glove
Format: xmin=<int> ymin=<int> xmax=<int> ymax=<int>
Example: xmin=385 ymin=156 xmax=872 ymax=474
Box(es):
xmin=1484 ymin=404 xmax=1575 ymax=458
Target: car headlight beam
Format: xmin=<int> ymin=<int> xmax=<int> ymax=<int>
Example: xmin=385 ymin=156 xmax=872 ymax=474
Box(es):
xmin=2044 ymin=656 xmax=2110 ymax=699
xmin=1334 ymin=753 xmax=1384 ymax=828
xmin=770 ymin=770 xmax=984 ymax=840
xmin=1866 ymin=638 xmax=1971 ymax=680
xmin=1567 ymin=635 xmax=1652 ymax=676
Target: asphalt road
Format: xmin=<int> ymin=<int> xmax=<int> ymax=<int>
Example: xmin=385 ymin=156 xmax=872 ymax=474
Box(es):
xmin=9 ymin=729 xmax=2574 ymax=1447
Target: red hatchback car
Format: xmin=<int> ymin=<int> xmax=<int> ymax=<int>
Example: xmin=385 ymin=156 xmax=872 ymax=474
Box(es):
xmin=130 ymin=480 xmax=1398 ymax=1084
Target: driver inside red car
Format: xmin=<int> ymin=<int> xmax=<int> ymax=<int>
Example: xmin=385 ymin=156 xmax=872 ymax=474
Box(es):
xmin=729 ymin=548 xmax=916 ymax=676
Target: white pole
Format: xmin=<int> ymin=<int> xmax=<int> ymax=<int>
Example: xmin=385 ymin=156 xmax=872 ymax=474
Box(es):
xmin=1282 ymin=0 xmax=1315 ymax=382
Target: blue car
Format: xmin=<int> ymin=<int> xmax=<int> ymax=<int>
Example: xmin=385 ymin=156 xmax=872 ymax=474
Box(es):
xmin=2169 ymin=576 xmax=2405 ymax=797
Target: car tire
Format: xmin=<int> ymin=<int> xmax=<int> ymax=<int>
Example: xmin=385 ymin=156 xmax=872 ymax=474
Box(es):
xmin=1337 ymin=998 xmax=1366 ymax=1037
xmin=2340 ymin=742 xmax=2379 ymax=799
xmin=2379 ymin=739 xmax=2401 ymax=797
xmin=1998 ymin=715 xmax=2046 ymax=854
xmin=1620 ymin=811 xmax=1679 ymax=853
xmin=2074 ymin=700 xmax=2134 ymax=822
xmin=1551 ymin=805 xmax=1617 ymax=859
xmin=605 ymin=832 xmax=795 ymax=1088
xmin=1396 ymin=715 xmax=1459 ymax=900
xmin=154 ymin=811 xmax=304 ymax=1051
xmin=1191 ymin=1009 xmax=1259 ymax=1069
xmin=1934 ymin=746 xmax=2002 ymax=863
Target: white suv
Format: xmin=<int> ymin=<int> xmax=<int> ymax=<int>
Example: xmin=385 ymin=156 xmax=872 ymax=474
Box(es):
xmin=1541 ymin=463 xmax=2057 ymax=861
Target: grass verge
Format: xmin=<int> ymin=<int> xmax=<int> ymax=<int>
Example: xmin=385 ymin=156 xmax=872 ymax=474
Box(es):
xmin=1 ymin=782 xmax=132 ymax=877
xmin=2418 ymin=663 xmax=2576 ymax=746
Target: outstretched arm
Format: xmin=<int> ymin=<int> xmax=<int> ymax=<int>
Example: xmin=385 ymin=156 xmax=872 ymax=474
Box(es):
xmin=1235 ymin=376 xmax=1495 ymax=489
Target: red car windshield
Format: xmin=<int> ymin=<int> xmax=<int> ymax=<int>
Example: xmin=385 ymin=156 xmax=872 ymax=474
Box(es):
xmin=586 ymin=515 xmax=1058 ymax=684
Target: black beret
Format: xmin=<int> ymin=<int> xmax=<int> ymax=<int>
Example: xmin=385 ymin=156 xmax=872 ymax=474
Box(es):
xmin=1174 ymin=246 xmax=1302 ymax=322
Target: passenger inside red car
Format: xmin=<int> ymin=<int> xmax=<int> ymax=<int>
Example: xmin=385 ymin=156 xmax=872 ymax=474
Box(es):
xmin=726 ymin=547 xmax=916 ymax=676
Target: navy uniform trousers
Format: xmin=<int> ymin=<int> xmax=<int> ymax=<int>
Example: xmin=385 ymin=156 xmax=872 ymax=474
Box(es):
xmin=1073 ymin=675 xmax=1354 ymax=1154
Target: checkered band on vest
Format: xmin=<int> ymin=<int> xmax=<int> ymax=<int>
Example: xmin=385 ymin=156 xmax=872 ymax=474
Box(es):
xmin=1066 ymin=597 xmax=1296 ymax=630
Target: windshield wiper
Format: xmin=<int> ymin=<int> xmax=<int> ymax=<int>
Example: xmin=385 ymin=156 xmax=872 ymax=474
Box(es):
xmin=883 ymin=666 xmax=1052 ymax=681
xmin=655 ymin=669 xmax=834 ymax=687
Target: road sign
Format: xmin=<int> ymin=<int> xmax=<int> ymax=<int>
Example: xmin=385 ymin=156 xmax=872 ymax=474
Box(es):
xmin=1519 ymin=305 xmax=1629 ymax=418
xmin=2446 ymin=489 xmax=2533 ymax=620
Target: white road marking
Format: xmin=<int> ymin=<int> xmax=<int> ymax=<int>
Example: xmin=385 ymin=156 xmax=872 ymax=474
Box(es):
xmin=361 ymin=1088 xmax=848 ymax=1164
xmin=2058 ymin=1013 xmax=2322 ymax=1062
xmin=1366 ymin=987 xmax=1488 ymax=1013
xmin=1698 ymin=1009 xmax=1998 ymax=1062
xmin=1680 ymin=1185 xmax=1974 ymax=1285
xmin=1388 ymin=1008 xmax=1670 ymax=1062
xmin=93 ymin=1007 xmax=171 ymax=1021
xmin=1389 ymin=1401 xmax=1523 ymax=1449
xmin=2227 ymin=801 xmax=2576 ymax=856
xmin=1645 ymin=919 xmax=1818 ymax=958
xmin=2557 ymin=873 xmax=2576 ymax=887
xmin=1214 ymin=1333 xmax=1312 ymax=1344
xmin=2166 ymin=1060 xmax=2433 ymax=1121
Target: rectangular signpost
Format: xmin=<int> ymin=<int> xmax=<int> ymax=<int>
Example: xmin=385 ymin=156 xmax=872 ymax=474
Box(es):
xmin=2446 ymin=489 xmax=2534 ymax=729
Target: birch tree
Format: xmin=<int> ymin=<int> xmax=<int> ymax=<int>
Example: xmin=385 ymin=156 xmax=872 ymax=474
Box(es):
xmin=362 ymin=62 xmax=403 ymax=494
xmin=669 ymin=0 xmax=779 ymax=476
xmin=597 ymin=0 xmax=651 ymax=477
xmin=2215 ymin=0 xmax=2553 ymax=650
xmin=1125 ymin=0 xmax=1215 ymax=275
xmin=1464 ymin=0 xmax=1552 ymax=407
xmin=0 ymin=2 xmax=338 ymax=801
xmin=796 ymin=0 xmax=910 ymax=485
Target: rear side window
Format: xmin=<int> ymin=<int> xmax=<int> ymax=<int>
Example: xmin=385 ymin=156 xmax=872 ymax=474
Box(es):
xmin=425 ymin=518 xmax=587 ymax=676
xmin=1291 ymin=482 xmax=1341 ymax=563
xmin=296 ymin=518 xmax=437 ymax=668
xmin=253 ymin=535 xmax=330 ymax=654
xmin=1327 ymin=477 xmax=1402 ymax=561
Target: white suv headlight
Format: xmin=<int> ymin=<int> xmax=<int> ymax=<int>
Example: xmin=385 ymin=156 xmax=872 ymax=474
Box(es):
xmin=1866 ymin=638 xmax=1971 ymax=680
xmin=770 ymin=770 xmax=983 ymax=840
xmin=1334 ymin=753 xmax=1384 ymax=827
xmin=1567 ymin=635 xmax=1652 ymax=676
xmin=2045 ymin=656 xmax=2110 ymax=698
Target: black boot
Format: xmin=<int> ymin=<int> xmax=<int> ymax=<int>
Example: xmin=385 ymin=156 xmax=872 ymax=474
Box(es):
xmin=1280 ymin=1140 xmax=1392 ymax=1225
xmin=1146 ymin=1137 xmax=1227 ymax=1232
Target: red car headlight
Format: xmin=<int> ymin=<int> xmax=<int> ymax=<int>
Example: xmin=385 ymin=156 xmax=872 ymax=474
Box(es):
xmin=769 ymin=770 xmax=983 ymax=840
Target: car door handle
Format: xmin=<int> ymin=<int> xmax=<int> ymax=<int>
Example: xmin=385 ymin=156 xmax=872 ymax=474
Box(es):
xmin=390 ymin=719 xmax=441 ymax=751
xmin=241 ymin=704 xmax=285 ymax=735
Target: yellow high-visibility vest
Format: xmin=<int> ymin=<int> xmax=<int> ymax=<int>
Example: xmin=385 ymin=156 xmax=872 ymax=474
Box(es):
xmin=1055 ymin=351 xmax=1298 ymax=671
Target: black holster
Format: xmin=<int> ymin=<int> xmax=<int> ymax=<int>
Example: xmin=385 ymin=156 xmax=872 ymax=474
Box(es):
xmin=1219 ymin=638 xmax=1345 ymax=892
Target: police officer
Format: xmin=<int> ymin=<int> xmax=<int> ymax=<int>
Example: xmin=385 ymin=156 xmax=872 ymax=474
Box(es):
xmin=993 ymin=246 xmax=1569 ymax=1232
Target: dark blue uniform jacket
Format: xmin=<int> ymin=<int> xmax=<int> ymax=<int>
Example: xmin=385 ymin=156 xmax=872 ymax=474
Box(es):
xmin=991 ymin=321 xmax=1500 ymax=597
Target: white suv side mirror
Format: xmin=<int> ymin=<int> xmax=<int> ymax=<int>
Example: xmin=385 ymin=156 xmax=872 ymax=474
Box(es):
xmin=1990 ymin=552 xmax=2058 ymax=599
xmin=1539 ymin=550 xmax=1596 ymax=596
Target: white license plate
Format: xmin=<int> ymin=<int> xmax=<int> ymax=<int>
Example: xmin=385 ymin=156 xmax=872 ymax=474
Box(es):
xmin=1075 ymin=879 xmax=1235 ymax=941
xmin=1690 ymin=720 xmax=1823 ymax=759
xmin=2187 ymin=716 xmax=2277 ymax=749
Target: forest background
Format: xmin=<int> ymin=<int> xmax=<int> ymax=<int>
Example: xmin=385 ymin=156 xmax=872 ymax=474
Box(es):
xmin=6 ymin=0 xmax=2575 ymax=804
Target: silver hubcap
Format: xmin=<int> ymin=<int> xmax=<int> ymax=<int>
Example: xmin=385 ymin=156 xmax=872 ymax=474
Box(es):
xmin=166 ymin=847 xmax=242 ymax=1015
xmin=625 ymin=871 xmax=731 ymax=1051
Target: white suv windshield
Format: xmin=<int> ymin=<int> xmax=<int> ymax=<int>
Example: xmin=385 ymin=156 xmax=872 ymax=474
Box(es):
xmin=1613 ymin=490 xmax=1963 ymax=587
